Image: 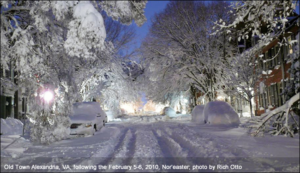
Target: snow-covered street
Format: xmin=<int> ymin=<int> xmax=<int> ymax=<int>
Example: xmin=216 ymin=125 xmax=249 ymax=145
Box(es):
xmin=1 ymin=116 xmax=299 ymax=172
xmin=1 ymin=0 xmax=299 ymax=172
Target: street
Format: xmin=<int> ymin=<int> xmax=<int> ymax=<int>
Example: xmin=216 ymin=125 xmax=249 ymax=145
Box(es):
xmin=1 ymin=116 xmax=299 ymax=172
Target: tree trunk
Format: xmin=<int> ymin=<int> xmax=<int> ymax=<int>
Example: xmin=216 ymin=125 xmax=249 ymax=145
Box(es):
xmin=239 ymin=95 xmax=243 ymax=117
xmin=190 ymin=85 xmax=197 ymax=107
xmin=249 ymin=97 xmax=253 ymax=118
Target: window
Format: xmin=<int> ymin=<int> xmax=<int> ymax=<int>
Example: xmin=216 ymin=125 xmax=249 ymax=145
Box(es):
xmin=275 ymin=45 xmax=280 ymax=65
xmin=269 ymin=86 xmax=274 ymax=106
xmin=269 ymin=84 xmax=278 ymax=107
xmin=263 ymin=92 xmax=268 ymax=108
xmin=274 ymin=84 xmax=278 ymax=107
xmin=264 ymin=51 xmax=268 ymax=71
xmin=259 ymin=94 xmax=264 ymax=107
xmin=283 ymin=45 xmax=288 ymax=61
xmin=271 ymin=47 xmax=277 ymax=68
xmin=287 ymin=36 xmax=293 ymax=54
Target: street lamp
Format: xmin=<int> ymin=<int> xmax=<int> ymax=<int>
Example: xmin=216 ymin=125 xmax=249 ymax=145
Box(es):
xmin=40 ymin=90 xmax=54 ymax=104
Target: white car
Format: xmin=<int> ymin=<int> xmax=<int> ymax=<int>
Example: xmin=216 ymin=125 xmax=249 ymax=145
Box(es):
xmin=69 ymin=102 xmax=107 ymax=136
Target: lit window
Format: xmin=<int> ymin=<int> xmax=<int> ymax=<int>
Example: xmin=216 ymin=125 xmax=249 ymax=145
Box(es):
xmin=288 ymin=36 xmax=293 ymax=54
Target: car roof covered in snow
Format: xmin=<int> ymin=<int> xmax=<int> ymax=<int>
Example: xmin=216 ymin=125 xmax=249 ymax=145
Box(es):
xmin=69 ymin=113 xmax=96 ymax=123
xmin=70 ymin=102 xmax=107 ymax=123
xmin=72 ymin=102 xmax=106 ymax=117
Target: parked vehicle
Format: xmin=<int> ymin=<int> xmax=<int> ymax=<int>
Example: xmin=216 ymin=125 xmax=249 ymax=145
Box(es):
xmin=69 ymin=102 xmax=107 ymax=136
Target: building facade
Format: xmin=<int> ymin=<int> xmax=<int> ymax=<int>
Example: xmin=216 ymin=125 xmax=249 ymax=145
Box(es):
xmin=0 ymin=64 xmax=28 ymax=120
xmin=254 ymin=16 xmax=299 ymax=116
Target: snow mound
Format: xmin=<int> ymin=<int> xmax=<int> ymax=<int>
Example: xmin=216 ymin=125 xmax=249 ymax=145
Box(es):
xmin=191 ymin=105 xmax=205 ymax=124
xmin=161 ymin=107 xmax=176 ymax=117
xmin=1 ymin=118 xmax=23 ymax=135
xmin=204 ymin=101 xmax=240 ymax=126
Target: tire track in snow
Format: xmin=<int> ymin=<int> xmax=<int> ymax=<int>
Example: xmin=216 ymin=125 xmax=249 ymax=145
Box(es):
xmin=60 ymin=126 xmax=125 ymax=172
xmin=92 ymin=129 xmax=130 ymax=164
xmin=158 ymin=126 xmax=217 ymax=172
xmin=129 ymin=127 xmax=163 ymax=172
xmin=152 ymin=129 xmax=193 ymax=169
xmin=165 ymin=125 xmax=219 ymax=166
xmin=100 ymin=129 xmax=136 ymax=172
xmin=152 ymin=123 xmax=217 ymax=172
xmin=87 ymin=128 xmax=137 ymax=172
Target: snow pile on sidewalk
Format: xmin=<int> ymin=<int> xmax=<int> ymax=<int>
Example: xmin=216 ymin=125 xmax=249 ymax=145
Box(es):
xmin=191 ymin=105 xmax=205 ymax=124
xmin=204 ymin=101 xmax=240 ymax=126
xmin=1 ymin=118 xmax=23 ymax=135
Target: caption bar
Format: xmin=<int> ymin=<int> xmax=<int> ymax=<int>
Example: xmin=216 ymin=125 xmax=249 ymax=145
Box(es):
xmin=3 ymin=164 xmax=242 ymax=171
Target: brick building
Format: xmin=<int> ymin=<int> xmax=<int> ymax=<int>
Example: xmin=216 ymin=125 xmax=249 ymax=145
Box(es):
xmin=254 ymin=15 xmax=300 ymax=116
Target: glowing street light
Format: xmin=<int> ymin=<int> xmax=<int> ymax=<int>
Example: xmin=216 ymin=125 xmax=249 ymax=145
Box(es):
xmin=40 ymin=90 xmax=54 ymax=104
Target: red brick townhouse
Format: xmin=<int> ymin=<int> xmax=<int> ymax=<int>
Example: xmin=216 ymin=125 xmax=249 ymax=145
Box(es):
xmin=254 ymin=15 xmax=300 ymax=116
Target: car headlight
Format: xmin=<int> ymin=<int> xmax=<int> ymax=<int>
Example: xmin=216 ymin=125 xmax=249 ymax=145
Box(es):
xmin=85 ymin=123 xmax=93 ymax=128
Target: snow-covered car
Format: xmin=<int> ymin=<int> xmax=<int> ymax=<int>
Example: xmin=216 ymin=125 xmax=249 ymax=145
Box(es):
xmin=69 ymin=102 xmax=107 ymax=136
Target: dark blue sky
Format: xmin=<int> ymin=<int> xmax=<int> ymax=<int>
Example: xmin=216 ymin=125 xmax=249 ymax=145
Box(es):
xmin=131 ymin=1 xmax=300 ymax=51
xmin=130 ymin=1 xmax=169 ymax=53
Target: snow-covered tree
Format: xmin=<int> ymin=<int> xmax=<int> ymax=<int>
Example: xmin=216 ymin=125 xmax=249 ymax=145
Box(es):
xmin=140 ymin=1 xmax=235 ymax=106
xmin=100 ymin=1 xmax=147 ymax=27
xmin=212 ymin=0 xmax=299 ymax=137
xmin=1 ymin=0 xmax=147 ymax=144
xmin=225 ymin=47 xmax=264 ymax=118
xmin=212 ymin=0 xmax=299 ymax=100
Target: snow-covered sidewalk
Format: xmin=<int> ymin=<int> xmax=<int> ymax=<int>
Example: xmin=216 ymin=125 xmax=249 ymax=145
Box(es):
xmin=1 ymin=117 xmax=299 ymax=172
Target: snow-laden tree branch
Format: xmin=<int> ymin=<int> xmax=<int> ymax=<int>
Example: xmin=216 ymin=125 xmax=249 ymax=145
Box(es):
xmin=249 ymin=93 xmax=299 ymax=137
xmin=1 ymin=0 xmax=147 ymax=144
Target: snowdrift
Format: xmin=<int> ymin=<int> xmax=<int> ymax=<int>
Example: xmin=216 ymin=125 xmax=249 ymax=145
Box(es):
xmin=204 ymin=101 xmax=240 ymax=126
xmin=191 ymin=105 xmax=205 ymax=124
xmin=1 ymin=118 xmax=23 ymax=135
xmin=161 ymin=107 xmax=176 ymax=117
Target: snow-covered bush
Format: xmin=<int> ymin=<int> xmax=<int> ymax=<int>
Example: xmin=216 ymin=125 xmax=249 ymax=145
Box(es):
xmin=0 ymin=118 xmax=23 ymax=135
xmin=204 ymin=101 xmax=240 ymax=126
xmin=161 ymin=107 xmax=176 ymax=117
xmin=191 ymin=105 xmax=205 ymax=124
xmin=30 ymin=112 xmax=70 ymax=145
